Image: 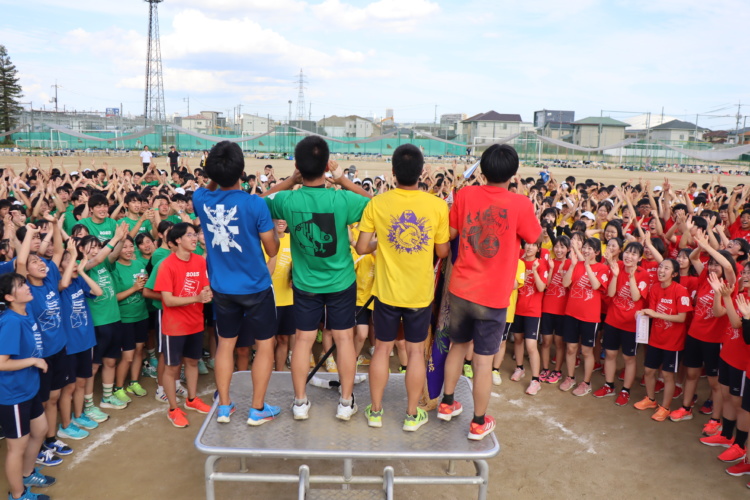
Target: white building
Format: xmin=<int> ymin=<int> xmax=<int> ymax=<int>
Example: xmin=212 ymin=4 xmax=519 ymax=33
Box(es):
xmin=240 ymin=114 xmax=270 ymax=135
xmin=317 ymin=115 xmax=376 ymax=138
xmin=458 ymin=111 xmax=525 ymax=144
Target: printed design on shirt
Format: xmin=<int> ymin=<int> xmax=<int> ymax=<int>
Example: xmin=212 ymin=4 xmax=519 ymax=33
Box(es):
xmin=655 ymin=301 xmax=673 ymax=330
xmin=204 ymin=204 xmax=242 ymax=252
xmin=570 ymin=274 xmax=594 ymax=301
xmin=387 ymin=210 xmax=431 ymax=254
xmin=70 ymin=289 xmax=89 ymax=329
xmin=462 ymin=205 xmax=508 ymax=258
xmin=520 ymin=265 xmax=546 ymax=297
xmin=292 ymin=211 xmax=336 ymax=258
xmin=32 ymin=323 xmax=43 ymax=358
xmin=545 ymin=267 xmax=567 ymax=298
xmin=613 ymin=279 xmax=647 ymax=311
xmin=694 ymin=290 xmax=715 ymax=320
xmin=180 ymin=272 xmax=201 ymax=297
xmin=122 ymin=272 xmax=145 ymax=306
xmin=37 ymin=290 xmax=61 ymax=332
xmin=93 ymin=268 xmax=114 ymax=303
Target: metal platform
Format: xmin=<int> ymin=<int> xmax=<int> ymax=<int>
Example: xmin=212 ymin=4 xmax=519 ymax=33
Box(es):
xmin=195 ymin=371 xmax=499 ymax=499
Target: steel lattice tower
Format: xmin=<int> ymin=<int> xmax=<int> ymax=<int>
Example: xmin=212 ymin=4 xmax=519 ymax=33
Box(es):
xmin=144 ymin=0 xmax=166 ymax=124
xmin=296 ymin=69 xmax=307 ymax=121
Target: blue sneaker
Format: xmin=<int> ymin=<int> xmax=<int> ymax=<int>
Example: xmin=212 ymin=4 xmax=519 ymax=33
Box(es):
xmin=23 ymin=467 xmax=56 ymax=488
xmin=57 ymin=423 xmax=89 ymax=440
xmin=36 ymin=449 xmax=63 ymax=467
xmin=9 ymin=487 xmax=50 ymax=500
xmin=247 ymin=403 xmax=281 ymax=426
xmin=72 ymin=413 xmax=98 ymax=430
xmin=216 ymin=403 xmax=236 ymax=424
xmin=42 ymin=439 xmax=72 ymax=456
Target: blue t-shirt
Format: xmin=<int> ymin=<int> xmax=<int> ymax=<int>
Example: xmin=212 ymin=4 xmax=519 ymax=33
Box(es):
xmin=60 ymin=275 xmax=96 ymax=354
xmin=0 ymin=260 xmax=14 ymax=274
xmin=28 ymin=260 xmax=66 ymax=357
xmin=0 ymin=310 xmax=43 ymax=405
xmin=192 ymin=187 xmax=274 ymax=295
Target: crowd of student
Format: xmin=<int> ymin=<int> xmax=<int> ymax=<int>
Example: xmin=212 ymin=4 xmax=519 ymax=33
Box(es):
xmin=1 ymin=138 xmax=750 ymax=499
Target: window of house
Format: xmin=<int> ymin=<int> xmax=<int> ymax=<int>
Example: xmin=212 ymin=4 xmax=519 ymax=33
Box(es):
xmin=679 ymin=134 xmax=684 ymax=140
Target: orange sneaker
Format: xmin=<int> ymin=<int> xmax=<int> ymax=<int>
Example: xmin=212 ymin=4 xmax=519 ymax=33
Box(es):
xmin=437 ymin=401 xmax=463 ymax=422
xmin=468 ymin=415 xmax=496 ymax=441
xmin=184 ymin=397 xmax=211 ymax=414
xmin=651 ymin=405 xmax=670 ymax=422
xmin=634 ymin=396 xmax=658 ymax=411
xmin=168 ymin=407 xmax=189 ymax=428
xmin=668 ymin=406 xmax=693 ymax=422
xmin=702 ymin=419 xmax=723 ymax=437
xmin=700 ymin=434 xmax=733 ymax=447
xmin=718 ymin=444 xmax=746 ymax=463
xmin=726 ymin=456 xmax=750 ymax=476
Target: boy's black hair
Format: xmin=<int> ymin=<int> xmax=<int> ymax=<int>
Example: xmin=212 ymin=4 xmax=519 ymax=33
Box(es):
xmin=124 ymin=192 xmax=141 ymax=204
xmin=88 ymin=194 xmax=109 ymax=209
xmin=294 ymin=136 xmax=330 ymax=181
xmin=204 ymin=141 xmax=245 ymax=188
xmin=167 ymin=222 xmax=194 ymax=245
xmin=480 ymin=144 xmax=519 ymax=183
xmin=391 ymin=144 xmax=424 ymax=186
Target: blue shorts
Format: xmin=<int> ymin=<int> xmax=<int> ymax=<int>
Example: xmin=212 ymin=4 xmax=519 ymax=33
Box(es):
xmin=293 ymin=282 xmax=356 ymax=332
xmin=562 ymin=316 xmax=597 ymax=347
xmin=0 ymin=394 xmax=44 ymax=439
xmin=161 ymin=332 xmax=203 ymax=366
xmin=373 ymin=298 xmax=431 ymax=343
xmin=510 ymin=315 xmax=540 ymax=340
xmin=602 ymin=323 xmax=637 ymax=357
xmin=213 ymin=287 xmax=278 ymax=346
xmin=38 ymin=348 xmax=73 ymax=403
xmin=448 ymin=293 xmax=507 ymax=356
xmin=644 ymin=346 xmax=680 ymax=373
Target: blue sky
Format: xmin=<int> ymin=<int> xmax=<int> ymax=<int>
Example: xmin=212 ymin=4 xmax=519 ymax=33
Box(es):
xmin=2 ymin=0 xmax=748 ymax=130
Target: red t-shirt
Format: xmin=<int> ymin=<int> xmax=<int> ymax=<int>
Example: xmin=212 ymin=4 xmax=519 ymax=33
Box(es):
xmin=154 ymin=253 xmax=210 ymax=336
xmin=515 ymin=258 xmax=549 ymax=318
xmin=648 ymin=281 xmax=692 ymax=351
xmin=564 ymin=261 xmax=611 ymax=323
xmin=542 ymin=259 xmax=570 ymax=315
xmin=720 ymin=293 xmax=750 ymax=370
xmin=729 ymin=218 xmax=750 ymax=245
xmin=687 ymin=269 xmax=728 ymax=343
xmin=449 ymin=185 xmax=542 ymax=309
xmin=667 ymin=235 xmax=681 ymax=259
xmin=604 ymin=263 xmax=650 ymax=332
xmin=640 ymin=259 xmax=659 ymax=286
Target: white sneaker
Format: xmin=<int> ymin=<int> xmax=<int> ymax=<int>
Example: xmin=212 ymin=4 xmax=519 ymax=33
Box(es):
xmin=293 ymin=399 xmax=311 ymax=420
xmin=336 ymin=401 xmax=358 ymax=421
xmin=325 ymin=358 xmax=338 ymax=373
xmin=492 ymin=370 xmax=502 ymax=386
xmin=175 ymin=382 xmax=188 ymax=398
xmin=154 ymin=386 xmax=180 ymax=404
xmin=368 ymin=346 xmax=375 ymax=356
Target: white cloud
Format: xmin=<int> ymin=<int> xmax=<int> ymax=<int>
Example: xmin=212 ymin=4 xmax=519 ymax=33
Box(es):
xmin=312 ymin=0 xmax=440 ymax=31
xmin=167 ymin=0 xmax=306 ymax=14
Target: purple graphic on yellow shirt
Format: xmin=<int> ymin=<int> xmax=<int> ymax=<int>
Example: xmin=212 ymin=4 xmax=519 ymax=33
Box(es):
xmin=388 ymin=210 xmax=431 ymax=253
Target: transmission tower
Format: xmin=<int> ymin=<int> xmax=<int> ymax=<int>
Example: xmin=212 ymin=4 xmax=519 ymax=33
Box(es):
xmin=144 ymin=0 xmax=166 ymax=124
xmin=296 ymin=69 xmax=307 ymax=121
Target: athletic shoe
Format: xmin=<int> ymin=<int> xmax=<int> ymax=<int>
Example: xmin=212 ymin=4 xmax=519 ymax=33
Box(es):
xmin=247 ymin=403 xmax=281 ymax=426
xmin=168 ymin=408 xmax=189 ymax=428
xmin=617 ymin=368 xmax=625 ymax=381
xmin=669 ymin=407 xmax=693 ymax=422
xmin=398 ymin=365 xmax=406 ymax=374
xmin=492 ymin=370 xmax=502 ymax=386
xmin=615 ymin=390 xmax=631 ymax=406
xmin=510 ymin=367 xmax=525 ymax=382
xmin=206 ymin=358 xmax=215 ymax=370
xmin=545 ymin=371 xmax=562 ymax=384
xmin=216 ymin=403 xmax=236 ymax=423
xmin=634 ymin=396 xmax=658 ymax=410
xmin=559 ymin=377 xmax=576 ymax=392
xmin=700 ymin=434 xmax=733 ymax=447
xmin=57 ymin=423 xmax=88 ymax=440
xmin=639 ymin=376 xmax=645 ymax=387
xmin=336 ymin=401 xmax=358 ymax=421
xmin=572 ymin=382 xmax=591 ymax=397
xmin=112 ymin=388 xmax=132 ymax=404
xmin=356 ymin=355 xmax=370 ymax=366
xmin=651 ymin=405 xmax=670 ymax=422
xmin=539 ymin=369 xmax=550 ymax=383
xmin=593 ymin=385 xmax=615 ymax=398
xmin=148 ymin=356 xmax=158 ymax=368
xmin=36 ymin=449 xmax=64 ymax=466
xmin=437 ymin=401 xmax=463 ymax=422
xmin=575 ymin=357 xmax=581 ymax=368
xmin=325 ymin=358 xmax=338 ymax=373
xmin=154 ymin=387 xmax=175 ymax=404
xmin=526 ymin=380 xmax=542 ymax=396
xmin=673 ymin=385 xmax=683 ymax=400
xmin=654 ymin=380 xmax=665 ymax=393
xmin=198 ymin=358 xmax=209 ymax=375
xmin=72 ymin=413 xmax=98 ymax=430
xmin=0 ymin=426 xmax=4 ymax=440
xmin=180 ymin=366 xmax=186 ymax=383
xmin=83 ymin=406 xmax=109 ymax=423
xmin=310 ymin=353 xmax=316 ymax=368
xmin=365 ymin=404 xmax=383 ymax=428
xmin=468 ymin=415 xmax=496 ymax=441
xmin=175 ymin=382 xmax=188 ymax=398
xmin=703 ymin=420 xmax=723 ymax=437
xmin=316 ymin=330 xmax=323 ymax=343
xmin=101 ymin=395 xmax=127 ymax=410
xmin=403 ymin=408 xmax=428 ymax=432
xmin=699 ymin=399 xmax=714 ymax=415
xmin=126 ymin=381 xmax=147 ymax=397
xmin=463 ymin=364 xmax=474 ymax=379
xmin=726 ymin=457 xmax=750 ymax=476
xmin=369 ymin=346 xmax=375 ymax=356
xmin=184 ymin=397 xmax=211 ymax=414
xmin=10 ymin=487 xmax=51 ymax=500
xmin=293 ymin=399 xmax=311 ymax=420
xmin=141 ymin=361 xmax=157 ymax=379
xmin=23 ymin=468 xmax=56 ymax=488
xmin=43 ymin=438 xmax=72 ymax=456
xmin=718 ymin=444 xmax=746 ymax=463
xmin=593 ymin=362 xmax=603 ymax=372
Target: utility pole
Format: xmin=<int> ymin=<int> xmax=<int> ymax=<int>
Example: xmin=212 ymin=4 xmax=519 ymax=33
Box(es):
xmin=736 ymin=101 xmax=743 ymax=144
xmin=183 ymin=96 xmax=190 ymax=117
xmin=50 ymin=81 xmax=61 ymax=113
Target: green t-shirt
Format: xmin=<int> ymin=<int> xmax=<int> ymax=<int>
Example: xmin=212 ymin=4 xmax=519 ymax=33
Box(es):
xmin=265 ymin=186 xmax=369 ymax=294
xmin=86 ymin=259 xmax=122 ymax=326
xmin=141 ymin=180 xmax=160 ymax=187
xmin=151 ymin=247 xmax=171 ymax=267
xmin=166 ymin=213 xmax=196 ymax=225
xmin=122 ymin=216 xmax=153 ymax=236
xmin=80 ymin=217 xmax=118 ymax=243
xmin=113 ymin=258 xmax=149 ymax=323
xmin=145 ymin=259 xmax=164 ymax=311
xmin=62 ymin=204 xmax=78 ymax=235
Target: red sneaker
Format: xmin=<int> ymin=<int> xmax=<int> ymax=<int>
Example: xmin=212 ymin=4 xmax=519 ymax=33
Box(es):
xmin=703 ymin=419 xmax=723 ymax=437
xmin=699 ymin=434 xmax=733 ymax=447
xmin=639 ymin=376 xmax=645 ymax=387
xmin=593 ymin=362 xmax=603 ymax=372
xmin=437 ymin=401 xmax=463 ymax=422
xmin=468 ymin=415 xmax=496 ymax=441
xmin=654 ymin=380 xmax=665 ymax=393
xmin=168 ymin=408 xmax=189 ymax=428
xmin=617 ymin=368 xmax=625 ymax=381
xmin=699 ymin=399 xmax=714 ymax=415
xmin=673 ymin=385 xmax=683 ymax=400
xmin=614 ymin=390 xmax=630 ymax=406
xmin=718 ymin=444 xmax=746 ymax=463
xmin=184 ymin=397 xmax=211 ymax=414
xmin=727 ymin=457 xmax=750 ymax=476
xmin=668 ymin=406 xmax=693 ymax=422
xmin=575 ymin=357 xmax=581 ymax=368
xmin=545 ymin=371 xmax=562 ymax=384
xmin=593 ymin=385 xmax=615 ymax=398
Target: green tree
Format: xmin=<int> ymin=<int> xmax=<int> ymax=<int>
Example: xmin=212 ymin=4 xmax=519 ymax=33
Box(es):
xmin=0 ymin=45 xmax=23 ymax=143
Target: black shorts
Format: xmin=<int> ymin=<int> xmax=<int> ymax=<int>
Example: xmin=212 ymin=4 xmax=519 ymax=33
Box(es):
xmin=742 ymin=377 xmax=750 ymax=412
xmin=293 ymin=282 xmax=356 ymax=332
xmin=448 ymin=293 xmax=507 ymax=356
xmin=602 ymin=323 xmax=637 ymax=357
xmin=682 ymin=335 xmax=721 ymax=377
xmin=563 ymin=316 xmax=598 ymax=347
xmin=540 ymin=312 xmax=565 ymax=336
xmin=0 ymin=394 xmax=44 ymax=439
xmin=120 ymin=319 xmax=149 ymax=351
xmin=93 ymin=321 xmax=123 ymax=363
xmin=501 ymin=322 xmax=512 ymax=342
xmin=510 ymin=315 xmax=540 ymax=340
xmin=161 ymin=332 xmax=203 ymax=366
xmin=70 ymin=348 xmax=93 ymax=379
xmin=276 ymin=305 xmax=296 ymax=336
xmin=204 ymin=302 xmax=215 ymax=327
xmin=142 ymin=163 xmax=150 ymax=173
xmin=718 ymin=358 xmax=747 ymax=397
xmin=373 ymin=298 xmax=431 ymax=343
xmin=644 ymin=346 xmax=680 ymax=373
xmin=38 ymin=348 xmax=73 ymax=403
xmin=213 ymin=287 xmax=278 ymax=347
xmin=148 ymin=311 xmax=158 ymax=332
xmin=356 ymin=307 xmax=372 ymax=327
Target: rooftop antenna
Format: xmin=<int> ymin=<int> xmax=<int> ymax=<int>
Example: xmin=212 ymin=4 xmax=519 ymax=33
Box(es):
xmin=296 ymin=69 xmax=307 ymax=121
xmin=144 ymin=0 xmax=166 ymax=125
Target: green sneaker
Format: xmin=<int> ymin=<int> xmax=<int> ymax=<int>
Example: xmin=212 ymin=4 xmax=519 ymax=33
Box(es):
xmin=101 ymin=394 xmax=128 ymax=409
xmin=463 ymin=364 xmax=474 ymax=379
xmin=365 ymin=404 xmax=383 ymax=428
xmin=316 ymin=330 xmax=323 ymax=344
xmin=198 ymin=358 xmax=209 ymax=375
xmin=84 ymin=405 xmax=110 ymax=422
xmin=113 ymin=388 xmax=132 ymax=403
xmin=126 ymin=381 xmax=147 ymax=397
xmin=403 ymin=408 xmax=428 ymax=432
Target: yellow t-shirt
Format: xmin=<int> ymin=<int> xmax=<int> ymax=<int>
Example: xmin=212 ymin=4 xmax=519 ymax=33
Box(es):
xmin=506 ymin=260 xmax=526 ymax=323
xmin=359 ymin=188 xmax=450 ymax=308
xmin=264 ymin=233 xmax=293 ymax=306
xmin=352 ymin=248 xmax=376 ymax=308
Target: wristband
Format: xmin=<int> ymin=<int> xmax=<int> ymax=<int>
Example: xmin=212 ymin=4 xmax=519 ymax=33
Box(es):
xmin=106 ymin=243 xmax=114 ymax=250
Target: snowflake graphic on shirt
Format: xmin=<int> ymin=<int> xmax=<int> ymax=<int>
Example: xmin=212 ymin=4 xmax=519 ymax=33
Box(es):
xmin=204 ymin=204 xmax=242 ymax=252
